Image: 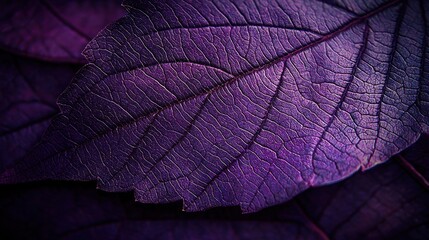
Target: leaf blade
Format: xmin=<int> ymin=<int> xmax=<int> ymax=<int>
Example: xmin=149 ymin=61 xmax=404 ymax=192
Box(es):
xmin=2 ymin=0 xmax=428 ymax=212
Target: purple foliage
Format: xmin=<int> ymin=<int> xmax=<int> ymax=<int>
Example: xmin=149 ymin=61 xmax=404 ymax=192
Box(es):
xmin=2 ymin=0 xmax=428 ymax=213
xmin=0 ymin=0 xmax=428 ymax=239
xmin=0 ymin=0 xmax=125 ymax=63
xmin=0 ymin=52 xmax=78 ymax=170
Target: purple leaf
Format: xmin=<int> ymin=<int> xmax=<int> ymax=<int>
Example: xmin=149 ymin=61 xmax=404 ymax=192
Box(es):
xmin=0 ymin=0 xmax=125 ymax=63
xmin=0 ymin=51 xmax=78 ymax=170
xmin=2 ymin=0 xmax=428 ymax=212
xmin=1 ymin=136 xmax=427 ymax=239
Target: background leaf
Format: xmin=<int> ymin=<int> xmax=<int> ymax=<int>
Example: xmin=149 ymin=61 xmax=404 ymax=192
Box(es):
xmin=0 ymin=0 xmax=125 ymax=63
xmin=0 ymin=51 xmax=78 ymax=170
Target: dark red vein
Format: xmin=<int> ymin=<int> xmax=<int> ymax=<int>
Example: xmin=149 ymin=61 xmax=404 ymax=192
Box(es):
xmin=397 ymin=155 xmax=429 ymax=190
xmin=134 ymin=95 xmax=210 ymax=188
xmin=102 ymin=112 xmax=160 ymax=187
xmin=188 ymin=63 xmax=287 ymax=207
xmin=294 ymin=200 xmax=330 ymax=240
xmin=310 ymin=23 xmax=370 ymax=173
xmin=368 ymin=1 xmax=407 ymax=167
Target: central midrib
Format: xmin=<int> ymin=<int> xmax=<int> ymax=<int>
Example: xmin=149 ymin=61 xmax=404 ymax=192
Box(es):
xmin=13 ymin=0 xmax=403 ymax=174
xmin=98 ymin=0 xmax=403 ymax=130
